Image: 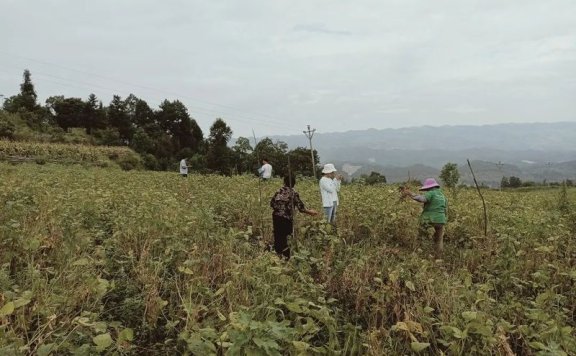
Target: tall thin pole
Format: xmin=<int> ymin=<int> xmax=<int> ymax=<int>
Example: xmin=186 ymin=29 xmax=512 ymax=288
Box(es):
xmin=252 ymin=129 xmax=262 ymax=203
xmin=467 ymin=159 xmax=488 ymax=236
xmin=303 ymin=125 xmax=317 ymax=179
xmin=496 ymin=161 xmax=504 ymax=191
xmin=287 ymin=154 xmax=296 ymax=240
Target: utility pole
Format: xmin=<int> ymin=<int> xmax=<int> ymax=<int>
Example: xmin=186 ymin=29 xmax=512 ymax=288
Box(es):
xmin=496 ymin=161 xmax=504 ymax=190
xmin=303 ymin=125 xmax=317 ymax=179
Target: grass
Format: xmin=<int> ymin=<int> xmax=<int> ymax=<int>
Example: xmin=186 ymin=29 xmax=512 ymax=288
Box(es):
xmin=0 ymin=163 xmax=575 ymax=355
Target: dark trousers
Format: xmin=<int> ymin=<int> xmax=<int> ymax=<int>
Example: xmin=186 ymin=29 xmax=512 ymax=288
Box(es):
xmin=272 ymin=215 xmax=293 ymax=259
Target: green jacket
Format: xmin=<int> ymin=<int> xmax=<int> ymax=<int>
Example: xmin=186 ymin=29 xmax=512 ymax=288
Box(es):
xmin=420 ymin=188 xmax=447 ymax=224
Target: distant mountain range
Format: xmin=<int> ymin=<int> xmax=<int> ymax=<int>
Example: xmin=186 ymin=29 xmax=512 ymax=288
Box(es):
xmin=337 ymin=160 xmax=576 ymax=186
xmin=263 ymin=122 xmax=576 ymax=185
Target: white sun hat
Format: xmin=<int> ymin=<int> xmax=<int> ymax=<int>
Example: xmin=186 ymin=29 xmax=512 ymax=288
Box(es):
xmin=321 ymin=163 xmax=337 ymax=174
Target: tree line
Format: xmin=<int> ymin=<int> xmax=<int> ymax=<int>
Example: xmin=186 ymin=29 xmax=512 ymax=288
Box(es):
xmin=501 ymin=176 xmax=573 ymax=189
xmin=0 ymin=70 xmax=319 ymax=176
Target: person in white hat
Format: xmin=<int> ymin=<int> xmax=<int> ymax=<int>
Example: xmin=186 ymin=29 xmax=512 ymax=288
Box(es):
xmin=319 ymin=163 xmax=342 ymax=223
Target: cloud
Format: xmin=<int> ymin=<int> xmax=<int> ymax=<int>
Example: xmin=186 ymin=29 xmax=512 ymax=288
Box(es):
xmin=0 ymin=0 xmax=575 ymax=137
xmin=293 ymin=24 xmax=352 ymax=36
xmin=376 ymin=108 xmax=412 ymax=114
xmin=446 ymin=106 xmax=488 ymax=114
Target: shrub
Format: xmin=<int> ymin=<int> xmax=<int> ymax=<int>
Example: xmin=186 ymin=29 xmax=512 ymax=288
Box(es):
xmin=0 ymin=113 xmax=16 ymax=139
xmin=115 ymin=152 xmax=142 ymax=171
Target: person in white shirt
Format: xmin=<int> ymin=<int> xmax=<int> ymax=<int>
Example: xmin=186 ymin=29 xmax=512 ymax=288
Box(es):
xmin=179 ymin=158 xmax=189 ymax=177
xmin=319 ymin=163 xmax=342 ymax=223
xmin=258 ymin=158 xmax=273 ymax=180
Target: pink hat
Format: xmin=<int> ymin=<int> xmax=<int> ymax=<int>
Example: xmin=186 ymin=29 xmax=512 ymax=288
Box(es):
xmin=420 ymin=178 xmax=440 ymax=191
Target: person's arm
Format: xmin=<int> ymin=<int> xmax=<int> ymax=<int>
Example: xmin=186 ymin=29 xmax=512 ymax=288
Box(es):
xmin=402 ymin=188 xmax=427 ymax=203
xmin=304 ymin=208 xmax=319 ymax=216
xmin=411 ymin=194 xmax=427 ymax=203
xmin=294 ymin=192 xmax=306 ymax=212
xmin=333 ymin=177 xmax=341 ymax=192
xmin=320 ymin=178 xmax=336 ymax=193
xmin=294 ymin=192 xmax=318 ymax=216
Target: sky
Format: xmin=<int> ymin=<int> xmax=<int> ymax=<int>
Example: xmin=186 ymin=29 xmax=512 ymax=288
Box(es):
xmin=1 ymin=0 xmax=575 ymax=138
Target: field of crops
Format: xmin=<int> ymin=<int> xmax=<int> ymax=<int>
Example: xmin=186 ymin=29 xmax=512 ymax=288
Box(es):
xmin=0 ymin=140 xmax=142 ymax=170
xmin=1 ymin=163 xmax=575 ymax=355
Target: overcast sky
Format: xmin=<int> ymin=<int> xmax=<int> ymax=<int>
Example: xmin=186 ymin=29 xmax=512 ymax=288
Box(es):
xmin=1 ymin=0 xmax=575 ymax=137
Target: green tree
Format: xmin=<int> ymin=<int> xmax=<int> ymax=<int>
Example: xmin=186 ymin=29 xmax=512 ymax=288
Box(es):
xmin=3 ymin=70 xmax=39 ymax=114
xmin=232 ymin=137 xmax=253 ymax=174
xmin=500 ymin=176 xmax=509 ymax=189
xmin=206 ymin=118 xmax=233 ymax=174
xmin=287 ymin=147 xmax=320 ymax=177
xmin=509 ymin=176 xmax=522 ymax=188
xmin=125 ymin=94 xmax=154 ymax=129
xmin=254 ymin=138 xmax=289 ymax=177
xmin=49 ymin=97 xmax=85 ymax=131
xmin=130 ymin=127 xmax=155 ymax=154
xmin=156 ymin=100 xmax=203 ymax=153
xmin=108 ymin=95 xmax=133 ymax=143
xmin=2 ymin=96 xmax=19 ymax=113
xmin=81 ymin=94 xmax=107 ymax=134
xmin=20 ymin=69 xmax=38 ymax=112
xmin=440 ymin=162 xmax=460 ymax=190
xmin=364 ymin=171 xmax=386 ymax=185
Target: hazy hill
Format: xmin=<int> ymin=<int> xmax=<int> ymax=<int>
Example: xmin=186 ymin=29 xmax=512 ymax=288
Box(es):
xmin=272 ymin=122 xmax=576 ymax=152
xmin=262 ymin=122 xmax=576 ymax=184
xmin=334 ymin=160 xmax=576 ymax=187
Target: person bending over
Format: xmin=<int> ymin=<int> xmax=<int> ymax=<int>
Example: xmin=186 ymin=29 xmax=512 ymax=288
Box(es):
xmin=401 ymin=178 xmax=447 ymax=255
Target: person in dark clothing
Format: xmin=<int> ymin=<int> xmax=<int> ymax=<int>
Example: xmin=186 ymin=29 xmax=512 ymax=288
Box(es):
xmin=270 ymin=175 xmax=318 ymax=259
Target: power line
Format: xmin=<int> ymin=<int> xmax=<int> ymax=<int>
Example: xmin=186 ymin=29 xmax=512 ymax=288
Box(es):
xmin=0 ymin=65 xmax=298 ymax=132
xmin=0 ymin=51 xmax=302 ymax=130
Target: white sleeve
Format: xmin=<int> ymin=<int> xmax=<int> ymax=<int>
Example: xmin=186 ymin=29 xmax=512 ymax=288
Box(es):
xmin=333 ymin=179 xmax=341 ymax=192
xmin=320 ymin=178 xmax=335 ymax=193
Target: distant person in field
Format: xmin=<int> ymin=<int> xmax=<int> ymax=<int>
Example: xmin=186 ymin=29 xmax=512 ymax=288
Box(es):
xmin=258 ymin=158 xmax=272 ymax=180
xmin=401 ymin=178 xmax=447 ymax=254
xmin=179 ymin=158 xmax=189 ymax=177
xmin=270 ymin=174 xmax=318 ymax=259
xmin=319 ymin=163 xmax=342 ymax=223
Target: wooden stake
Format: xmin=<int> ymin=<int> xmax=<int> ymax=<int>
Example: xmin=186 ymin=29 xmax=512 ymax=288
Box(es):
xmin=467 ymin=159 xmax=488 ymax=236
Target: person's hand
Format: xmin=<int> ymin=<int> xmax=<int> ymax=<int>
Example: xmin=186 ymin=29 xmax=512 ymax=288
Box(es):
xmin=336 ymin=174 xmax=343 ymax=180
xmin=307 ymin=209 xmax=319 ymax=216
xmin=399 ymin=186 xmax=412 ymax=197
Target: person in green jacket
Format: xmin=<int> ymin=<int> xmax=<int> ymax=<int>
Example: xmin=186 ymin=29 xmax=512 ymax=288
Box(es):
xmin=401 ymin=178 xmax=447 ymax=254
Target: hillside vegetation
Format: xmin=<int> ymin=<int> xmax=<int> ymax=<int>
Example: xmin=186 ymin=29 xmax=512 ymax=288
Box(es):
xmin=0 ymin=140 xmax=142 ymax=170
xmin=1 ymin=163 xmax=575 ymax=354
xmin=1 ymin=71 xmax=318 ymax=176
